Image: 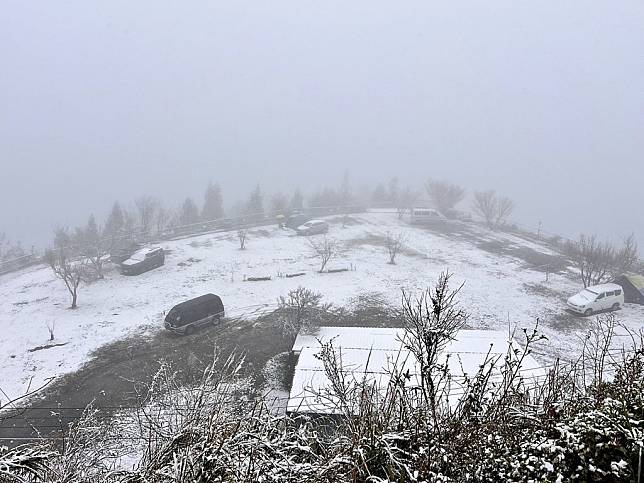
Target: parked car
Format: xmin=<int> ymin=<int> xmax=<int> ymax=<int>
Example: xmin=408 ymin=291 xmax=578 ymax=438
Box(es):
xmin=110 ymin=242 xmax=141 ymax=264
xmin=566 ymin=283 xmax=624 ymax=316
xmin=286 ymin=213 xmax=310 ymax=229
xmin=410 ymin=208 xmax=444 ymax=224
xmin=164 ymin=294 xmax=225 ymax=335
xmin=296 ymin=219 xmax=329 ymax=236
xmin=120 ymin=247 xmax=165 ymax=275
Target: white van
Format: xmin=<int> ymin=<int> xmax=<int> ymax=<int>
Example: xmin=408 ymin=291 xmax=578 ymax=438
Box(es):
xmin=566 ymin=283 xmax=624 ymax=316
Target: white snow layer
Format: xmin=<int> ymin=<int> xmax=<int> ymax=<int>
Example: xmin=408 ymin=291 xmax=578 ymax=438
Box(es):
xmin=1 ymin=212 xmax=642 ymax=403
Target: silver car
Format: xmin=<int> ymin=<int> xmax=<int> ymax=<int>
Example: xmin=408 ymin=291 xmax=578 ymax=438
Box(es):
xmin=296 ymin=219 xmax=329 ymax=236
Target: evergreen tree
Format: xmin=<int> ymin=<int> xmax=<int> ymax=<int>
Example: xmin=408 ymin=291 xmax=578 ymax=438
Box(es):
xmin=180 ymin=198 xmax=200 ymax=225
xmin=246 ymin=184 xmax=264 ymax=218
xmin=104 ymin=202 xmax=124 ymax=238
xmin=339 ymin=170 xmax=352 ymax=206
xmin=290 ymin=189 xmax=304 ymax=211
xmin=202 ymin=182 xmax=224 ymax=220
xmin=372 ymin=183 xmax=387 ymax=204
xmin=387 ymin=177 xmax=400 ymax=205
xmin=270 ymin=192 xmax=289 ymax=215
xmin=85 ymin=214 xmax=100 ymax=247
xmin=53 ymin=226 xmax=71 ymax=250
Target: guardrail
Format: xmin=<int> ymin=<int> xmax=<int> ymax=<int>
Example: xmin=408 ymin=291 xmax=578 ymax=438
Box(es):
xmin=0 ymin=253 xmax=41 ymax=275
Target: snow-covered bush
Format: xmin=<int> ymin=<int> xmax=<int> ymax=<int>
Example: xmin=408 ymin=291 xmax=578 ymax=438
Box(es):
xmin=276 ymin=286 xmax=331 ymax=339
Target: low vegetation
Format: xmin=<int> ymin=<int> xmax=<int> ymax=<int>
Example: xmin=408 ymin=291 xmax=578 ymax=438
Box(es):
xmin=1 ymin=274 xmax=642 ymax=482
xmin=385 ymin=231 xmax=406 ymax=264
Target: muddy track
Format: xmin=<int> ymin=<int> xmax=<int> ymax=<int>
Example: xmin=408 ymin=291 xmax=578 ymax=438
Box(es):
xmin=0 ymin=316 xmax=290 ymax=445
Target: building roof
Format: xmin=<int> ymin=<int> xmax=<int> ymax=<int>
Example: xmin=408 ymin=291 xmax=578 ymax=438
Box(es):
xmin=287 ymin=326 xmax=545 ymax=415
xmin=621 ymin=273 xmax=644 ymax=290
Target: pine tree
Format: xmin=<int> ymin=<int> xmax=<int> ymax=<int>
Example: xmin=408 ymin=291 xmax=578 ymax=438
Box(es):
xmin=246 ymin=184 xmax=264 ymax=219
xmin=340 ymin=170 xmax=352 ymax=206
xmin=290 ymin=189 xmax=304 ymax=211
xmin=202 ymin=182 xmax=224 ymax=220
xmin=387 ymin=177 xmax=400 ymax=205
xmin=180 ymin=198 xmax=200 ymax=225
xmin=270 ymin=192 xmax=289 ymax=215
xmin=86 ymin=214 xmax=100 ymax=245
xmin=104 ymin=202 xmax=124 ymax=238
xmin=372 ymin=183 xmax=387 ymax=203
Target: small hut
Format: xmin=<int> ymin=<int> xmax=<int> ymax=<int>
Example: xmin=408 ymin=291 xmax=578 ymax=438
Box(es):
xmin=614 ymin=273 xmax=644 ymax=305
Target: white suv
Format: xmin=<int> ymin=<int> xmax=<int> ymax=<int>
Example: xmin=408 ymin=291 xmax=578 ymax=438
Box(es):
xmin=567 ymin=283 xmax=624 ymax=316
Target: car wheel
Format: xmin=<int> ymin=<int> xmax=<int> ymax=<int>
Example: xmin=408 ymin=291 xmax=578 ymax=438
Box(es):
xmin=611 ymin=303 xmax=620 ymax=311
xmin=584 ymin=308 xmax=593 ymax=317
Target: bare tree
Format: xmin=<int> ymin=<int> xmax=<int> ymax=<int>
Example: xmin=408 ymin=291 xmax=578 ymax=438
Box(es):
xmin=45 ymin=322 xmax=55 ymax=341
xmin=237 ymin=229 xmax=248 ymax=250
xmin=397 ymin=187 xmax=419 ymax=219
xmin=472 ymin=190 xmax=514 ymax=228
xmin=494 ymin=195 xmax=514 ymax=227
xmin=566 ymin=233 xmax=640 ymax=287
xmin=425 ymin=179 xmax=466 ymax=217
xmin=612 ymin=233 xmax=639 ymax=277
xmin=309 ymin=236 xmax=338 ymax=272
xmin=83 ymin=243 xmax=109 ymax=280
xmin=565 ymin=235 xmax=615 ymax=287
xmin=400 ymin=271 xmax=468 ymax=430
xmin=385 ymin=231 xmax=406 ymax=264
xmin=276 ymin=287 xmax=330 ymax=338
xmin=46 ymin=248 xmax=87 ymax=309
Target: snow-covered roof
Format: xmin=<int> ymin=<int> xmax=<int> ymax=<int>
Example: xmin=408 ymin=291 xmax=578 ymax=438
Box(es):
xmin=584 ymin=283 xmax=622 ymax=293
xmin=121 ymin=246 xmax=162 ymax=265
xmin=292 ymin=326 xmax=402 ymax=353
xmin=287 ymin=326 xmax=545 ymax=415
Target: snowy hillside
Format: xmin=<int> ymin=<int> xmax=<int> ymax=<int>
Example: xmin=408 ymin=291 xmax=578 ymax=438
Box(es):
xmin=1 ymin=211 xmax=642 ymax=403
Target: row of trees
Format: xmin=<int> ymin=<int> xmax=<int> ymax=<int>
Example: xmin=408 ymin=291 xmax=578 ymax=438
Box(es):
xmin=424 ymin=179 xmax=514 ymax=228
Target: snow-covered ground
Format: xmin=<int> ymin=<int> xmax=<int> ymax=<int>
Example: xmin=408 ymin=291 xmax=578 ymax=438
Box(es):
xmin=1 ymin=211 xmax=643 ymax=403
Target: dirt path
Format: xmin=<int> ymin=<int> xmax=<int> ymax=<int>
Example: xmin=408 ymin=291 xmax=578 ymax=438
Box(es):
xmin=0 ymin=300 xmax=402 ymax=447
xmin=0 ymin=316 xmax=290 ymax=446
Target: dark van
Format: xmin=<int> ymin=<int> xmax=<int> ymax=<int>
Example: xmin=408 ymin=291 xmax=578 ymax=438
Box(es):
xmin=164 ymin=294 xmax=225 ymax=335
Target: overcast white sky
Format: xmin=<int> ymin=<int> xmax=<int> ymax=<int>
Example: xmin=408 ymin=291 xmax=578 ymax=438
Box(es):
xmin=1 ymin=1 xmax=642 ymax=248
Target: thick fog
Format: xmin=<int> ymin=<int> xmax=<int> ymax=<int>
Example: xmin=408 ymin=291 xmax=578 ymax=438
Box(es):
xmin=1 ymin=0 xmax=642 ymax=248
